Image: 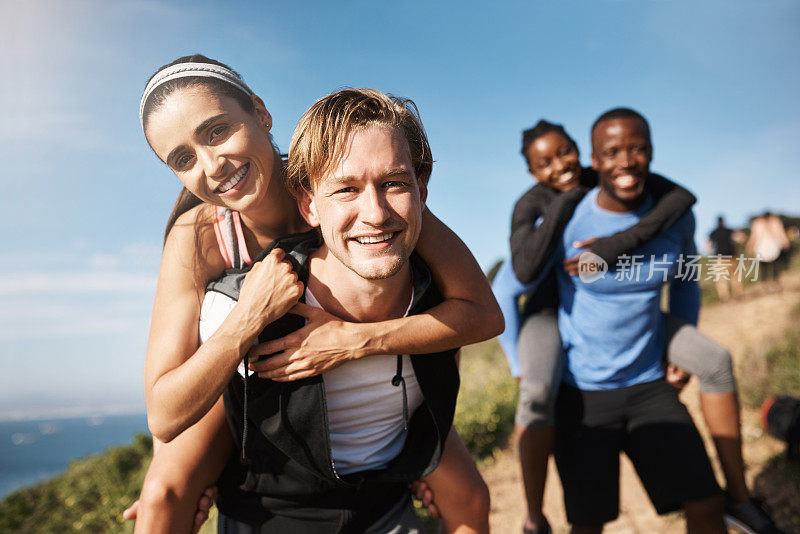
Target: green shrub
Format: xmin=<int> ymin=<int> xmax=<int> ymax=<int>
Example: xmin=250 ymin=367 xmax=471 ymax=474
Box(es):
xmin=0 ymin=434 xmax=152 ymax=533
xmin=454 ymin=339 xmax=518 ymax=460
xmin=741 ymin=325 xmax=800 ymax=408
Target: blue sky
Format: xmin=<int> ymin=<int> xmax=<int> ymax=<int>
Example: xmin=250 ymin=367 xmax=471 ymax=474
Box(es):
xmin=1 ymin=0 xmax=798 ymax=418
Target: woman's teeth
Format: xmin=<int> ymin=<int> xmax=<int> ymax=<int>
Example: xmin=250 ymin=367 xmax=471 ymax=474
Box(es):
xmin=218 ymin=164 xmax=249 ymax=193
xmin=355 ymin=233 xmax=394 ymax=244
xmin=557 ymin=171 xmax=575 ymax=184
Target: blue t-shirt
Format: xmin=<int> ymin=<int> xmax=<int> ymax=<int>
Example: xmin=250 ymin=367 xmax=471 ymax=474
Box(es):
xmin=556 ymin=188 xmax=699 ymax=390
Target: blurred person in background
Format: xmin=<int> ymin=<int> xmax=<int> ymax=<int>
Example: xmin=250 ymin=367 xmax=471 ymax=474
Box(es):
xmin=747 ymin=212 xmax=790 ymax=288
xmin=708 ymin=215 xmax=745 ymax=301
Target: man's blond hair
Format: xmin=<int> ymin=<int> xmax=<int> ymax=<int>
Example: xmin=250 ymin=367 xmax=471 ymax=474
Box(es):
xmin=287 ymin=88 xmax=432 ymax=196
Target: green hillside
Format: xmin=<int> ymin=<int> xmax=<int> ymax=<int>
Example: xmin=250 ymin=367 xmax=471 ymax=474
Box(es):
xmin=0 ymin=434 xmax=152 ymax=533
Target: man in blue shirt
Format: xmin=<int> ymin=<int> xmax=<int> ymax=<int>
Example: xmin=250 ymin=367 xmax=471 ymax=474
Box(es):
xmin=552 ymin=109 xmax=725 ymax=533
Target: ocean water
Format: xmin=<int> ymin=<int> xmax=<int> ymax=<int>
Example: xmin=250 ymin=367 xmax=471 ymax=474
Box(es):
xmin=0 ymin=413 xmax=149 ymax=499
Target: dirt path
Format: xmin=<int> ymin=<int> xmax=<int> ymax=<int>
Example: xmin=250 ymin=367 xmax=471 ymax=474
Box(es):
xmin=481 ymin=272 xmax=800 ymax=533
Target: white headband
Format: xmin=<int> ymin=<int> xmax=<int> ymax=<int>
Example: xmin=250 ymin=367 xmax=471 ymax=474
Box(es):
xmin=139 ymin=62 xmax=252 ymax=128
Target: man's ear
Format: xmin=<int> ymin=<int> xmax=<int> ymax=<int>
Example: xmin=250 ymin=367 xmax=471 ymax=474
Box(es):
xmin=418 ymin=178 xmax=428 ymax=209
xmin=297 ymin=190 xmax=320 ymax=228
xmin=252 ymin=95 xmax=272 ymax=133
xmin=591 ymin=152 xmax=599 ymax=170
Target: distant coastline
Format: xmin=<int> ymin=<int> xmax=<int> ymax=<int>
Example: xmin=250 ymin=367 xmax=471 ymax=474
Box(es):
xmin=0 ymin=404 xmax=145 ymax=423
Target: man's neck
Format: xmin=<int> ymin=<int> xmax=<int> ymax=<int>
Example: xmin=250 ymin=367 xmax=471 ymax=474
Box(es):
xmin=306 ymin=246 xmax=413 ymax=323
xmin=596 ymin=187 xmax=646 ymax=213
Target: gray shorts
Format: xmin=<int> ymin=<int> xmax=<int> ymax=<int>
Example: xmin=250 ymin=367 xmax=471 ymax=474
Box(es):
xmin=515 ymin=310 xmax=563 ymax=429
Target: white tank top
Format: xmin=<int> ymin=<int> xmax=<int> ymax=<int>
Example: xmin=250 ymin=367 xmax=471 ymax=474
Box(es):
xmin=197 ymin=287 xmax=423 ymax=475
xmin=305 ymin=290 xmax=423 ymax=474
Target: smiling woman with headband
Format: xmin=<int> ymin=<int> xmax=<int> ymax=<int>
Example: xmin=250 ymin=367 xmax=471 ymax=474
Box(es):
xmin=126 ymin=54 xmax=500 ymax=533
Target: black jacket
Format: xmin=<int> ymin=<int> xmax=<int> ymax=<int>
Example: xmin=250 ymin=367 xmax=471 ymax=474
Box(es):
xmin=510 ymin=169 xmax=696 ymax=316
xmin=211 ymin=232 xmax=460 ymax=530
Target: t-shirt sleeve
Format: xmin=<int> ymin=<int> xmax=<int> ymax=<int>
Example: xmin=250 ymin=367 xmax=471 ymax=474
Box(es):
xmin=492 ymin=260 xmax=537 ymax=377
xmin=589 ymin=173 xmax=697 ymax=266
xmin=510 ymin=185 xmax=585 ymax=284
xmin=669 ymin=214 xmax=700 ymax=325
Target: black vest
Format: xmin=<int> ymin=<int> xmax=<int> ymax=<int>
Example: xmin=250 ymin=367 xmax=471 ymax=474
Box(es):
xmin=211 ymin=232 xmax=461 ymax=528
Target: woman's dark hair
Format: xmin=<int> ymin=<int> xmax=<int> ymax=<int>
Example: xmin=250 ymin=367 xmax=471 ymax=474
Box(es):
xmin=520 ymin=119 xmax=578 ymax=161
xmin=163 ymin=188 xmax=204 ymax=244
xmin=141 ymin=54 xmax=257 ymax=244
xmin=141 ymin=54 xmax=255 ymax=133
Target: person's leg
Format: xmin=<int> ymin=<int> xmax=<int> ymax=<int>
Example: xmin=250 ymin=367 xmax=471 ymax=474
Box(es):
xmin=515 ymin=311 xmax=564 ymax=533
xmin=421 ymin=427 xmax=490 ymax=534
xmin=699 ymin=393 xmax=748 ymax=501
xmin=135 ymin=398 xmax=232 ymax=534
xmin=763 ymin=260 xmax=775 ymax=284
xmin=683 ymin=495 xmax=726 ymax=534
xmin=726 ymin=257 xmax=744 ymax=299
xmin=623 ymin=380 xmax=725 ymax=532
xmin=715 ymin=271 xmax=732 ymax=302
xmin=516 ymin=427 xmax=553 ymax=532
xmin=664 ymin=315 xmax=749 ymax=502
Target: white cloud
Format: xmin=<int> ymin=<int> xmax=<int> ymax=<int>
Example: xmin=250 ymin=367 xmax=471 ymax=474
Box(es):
xmin=0 ymin=291 xmax=154 ymax=340
xmin=0 ymin=241 xmax=160 ymax=339
xmin=0 ymin=272 xmax=156 ymax=295
xmin=88 ymin=242 xmax=162 ymax=269
xmin=0 ymin=241 xmax=161 ymax=272
xmin=87 ymin=254 xmax=124 ymax=269
xmin=0 ymin=313 xmax=135 ymax=340
xmin=0 ymin=107 xmax=112 ymax=153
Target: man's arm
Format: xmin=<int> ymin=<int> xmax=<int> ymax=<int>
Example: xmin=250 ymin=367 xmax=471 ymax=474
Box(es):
xmin=587 ymin=173 xmax=697 ymax=267
xmin=511 ymin=185 xmax=585 ymax=284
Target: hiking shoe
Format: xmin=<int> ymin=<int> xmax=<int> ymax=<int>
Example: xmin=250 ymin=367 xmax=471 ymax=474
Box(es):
xmin=724 ymin=497 xmax=785 ymax=534
xmin=523 ymin=517 xmax=551 ymax=534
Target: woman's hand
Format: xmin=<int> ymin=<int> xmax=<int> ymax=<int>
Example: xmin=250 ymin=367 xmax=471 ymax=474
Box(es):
xmin=122 ymin=486 xmax=217 ymax=534
xmin=563 ymin=237 xmax=599 ymax=276
xmin=235 ymin=249 xmax=304 ymax=334
xmin=411 ymin=480 xmax=441 ymax=519
xmin=666 ymin=364 xmax=691 ymax=390
xmin=247 ymin=302 xmax=369 ymax=381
